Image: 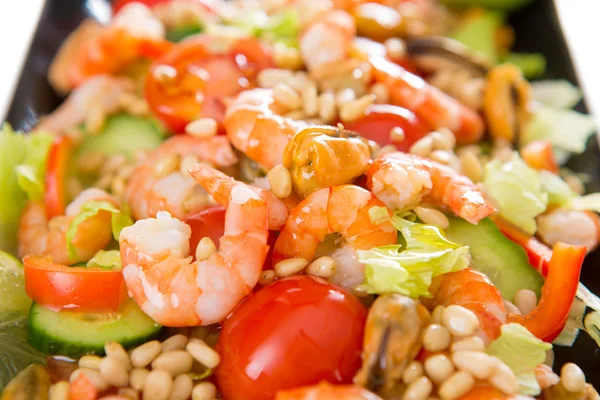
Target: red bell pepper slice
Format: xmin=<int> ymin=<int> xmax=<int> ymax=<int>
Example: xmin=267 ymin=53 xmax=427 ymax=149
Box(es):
xmin=44 ymin=136 xmax=72 ymax=219
xmin=520 ymin=140 xmax=559 ymax=174
xmin=507 ymin=242 xmax=585 ymax=342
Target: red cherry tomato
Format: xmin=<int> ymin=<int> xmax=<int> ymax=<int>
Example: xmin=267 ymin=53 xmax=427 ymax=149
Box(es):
xmin=45 ymin=136 xmax=72 ymax=219
xmin=112 ymin=0 xmax=170 ymax=14
xmin=144 ymin=36 xmax=273 ymax=132
xmin=344 ymin=104 xmax=430 ymax=152
xmin=184 ymin=205 xmax=226 ymax=257
xmin=215 ymin=276 xmax=367 ymax=400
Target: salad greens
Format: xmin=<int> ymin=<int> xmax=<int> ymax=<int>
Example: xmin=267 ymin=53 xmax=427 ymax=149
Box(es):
xmin=358 ymin=209 xmax=469 ymax=297
xmin=531 ymin=80 xmax=583 ymax=109
xmin=229 ymin=8 xmax=300 ymax=48
xmin=0 ymin=125 xmax=52 ymax=255
xmin=483 ymin=153 xmax=548 ymax=235
xmin=486 ymin=323 xmax=552 ymax=396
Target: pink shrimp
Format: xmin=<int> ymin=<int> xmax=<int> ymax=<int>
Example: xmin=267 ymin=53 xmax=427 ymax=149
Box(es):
xmin=370 ymin=56 xmax=485 ymax=144
xmin=275 ymin=382 xmax=383 ymax=400
xmin=430 ymin=268 xmax=507 ymax=343
xmin=18 ymin=188 xmax=118 ymax=265
xmin=366 ymin=152 xmax=495 ymax=224
xmin=272 ymin=185 xmax=397 ymax=288
xmin=224 ymin=88 xmax=299 ymax=170
xmin=119 ymin=166 xmax=269 ymax=326
xmin=124 ymin=134 xmax=238 ymax=220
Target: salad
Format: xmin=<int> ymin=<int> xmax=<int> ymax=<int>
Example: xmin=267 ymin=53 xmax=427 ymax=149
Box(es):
xmin=1 ymin=0 xmax=600 ymax=399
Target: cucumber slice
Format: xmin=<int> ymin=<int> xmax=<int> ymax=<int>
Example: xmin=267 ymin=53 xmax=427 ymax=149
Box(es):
xmin=28 ymin=301 xmax=161 ymax=357
xmin=445 ymin=217 xmax=544 ymax=302
xmin=0 ymin=251 xmax=31 ymax=313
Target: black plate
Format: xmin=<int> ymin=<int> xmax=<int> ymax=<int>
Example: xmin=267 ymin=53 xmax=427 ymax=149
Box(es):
xmin=6 ymin=0 xmax=600 ymax=388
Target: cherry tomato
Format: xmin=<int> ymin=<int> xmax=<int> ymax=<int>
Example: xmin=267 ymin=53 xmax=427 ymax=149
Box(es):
xmin=184 ymin=205 xmax=226 ymax=257
xmin=112 ymin=0 xmax=169 ymax=14
xmin=44 ymin=136 xmax=72 ymax=219
xmin=215 ymin=276 xmax=367 ymax=400
xmin=144 ymin=36 xmax=273 ymax=132
xmin=69 ymin=373 xmax=98 ymax=400
xmin=24 ymin=255 xmax=128 ymax=312
xmin=344 ymin=104 xmax=429 ymax=151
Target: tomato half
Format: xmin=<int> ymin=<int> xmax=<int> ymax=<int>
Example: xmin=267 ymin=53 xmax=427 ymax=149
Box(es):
xmin=144 ymin=36 xmax=273 ymax=132
xmin=184 ymin=205 xmax=226 ymax=257
xmin=45 ymin=136 xmax=72 ymax=219
xmin=215 ymin=276 xmax=367 ymax=400
xmin=344 ymin=104 xmax=430 ymax=151
xmin=23 ymin=256 xmax=128 ymax=312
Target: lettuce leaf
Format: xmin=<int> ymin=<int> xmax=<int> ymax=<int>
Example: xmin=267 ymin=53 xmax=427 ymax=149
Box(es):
xmin=357 ymin=214 xmax=469 ymax=297
xmin=538 ymin=170 xmax=578 ymax=206
xmin=0 ymin=125 xmax=53 ymax=255
xmin=66 ymin=201 xmax=133 ymax=260
xmin=504 ymin=52 xmax=546 ymax=79
xmin=483 ymin=153 xmax=548 ymax=235
xmin=486 ymin=323 xmax=552 ymax=396
xmin=450 ymin=10 xmax=503 ymax=63
xmin=531 ymin=80 xmax=582 ymax=109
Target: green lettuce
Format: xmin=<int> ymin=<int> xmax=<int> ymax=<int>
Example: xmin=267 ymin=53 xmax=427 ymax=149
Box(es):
xmin=532 ymin=80 xmax=582 ymax=109
xmin=538 ymin=170 xmax=578 ymax=206
xmin=504 ymin=52 xmax=546 ymax=79
xmin=450 ymin=10 xmax=503 ymax=63
xmin=229 ymin=8 xmax=300 ymax=48
xmin=483 ymin=153 xmax=548 ymax=235
xmin=486 ymin=323 xmax=552 ymax=396
xmin=86 ymin=250 xmax=122 ymax=271
xmin=0 ymin=124 xmax=53 ymax=255
xmin=66 ymin=201 xmax=133 ymax=260
xmin=357 ymin=211 xmax=469 ymax=297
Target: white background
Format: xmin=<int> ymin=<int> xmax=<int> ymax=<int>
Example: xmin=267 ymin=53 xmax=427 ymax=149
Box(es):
xmin=0 ymin=0 xmax=599 ymax=122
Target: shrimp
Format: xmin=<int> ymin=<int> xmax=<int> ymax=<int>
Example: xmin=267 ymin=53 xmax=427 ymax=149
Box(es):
xmin=271 ymin=185 xmax=397 ymax=276
xmin=37 ymin=75 xmax=136 ymax=134
xmin=224 ymin=88 xmax=299 ymax=170
xmin=189 ymin=163 xmax=289 ymax=230
xmin=366 ymin=152 xmax=495 ymax=224
xmin=299 ymin=9 xmax=356 ymax=74
xmin=125 ymin=134 xmax=238 ymax=220
xmin=275 ymin=382 xmax=383 ymax=400
xmin=119 ymin=169 xmax=269 ymax=326
xmin=429 ymin=268 xmax=506 ymax=344
xmin=370 ymin=55 xmax=485 ymax=144
xmin=18 ymin=188 xmax=118 ymax=265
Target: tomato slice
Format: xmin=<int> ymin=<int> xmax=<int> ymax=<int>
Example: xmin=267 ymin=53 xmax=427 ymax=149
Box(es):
xmin=144 ymin=36 xmax=273 ymax=132
xmin=44 ymin=136 xmax=72 ymax=220
xmin=23 ymin=255 xmax=128 ymax=313
xmin=344 ymin=104 xmax=430 ymax=151
xmin=215 ymin=276 xmax=367 ymax=400
xmin=184 ymin=205 xmax=226 ymax=258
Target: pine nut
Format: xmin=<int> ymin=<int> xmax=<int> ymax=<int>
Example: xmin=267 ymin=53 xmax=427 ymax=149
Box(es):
xmin=185 ymin=118 xmax=217 ymax=138
xmin=335 ymin=88 xmax=356 ymax=107
xmin=118 ymin=388 xmax=139 ymax=400
xmin=302 ymin=84 xmax=319 ymax=117
xmin=438 ymin=371 xmax=475 ymax=400
xmin=450 ymin=336 xmax=485 ymax=353
xmin=305 ymin=256 xmax=336 ymax=278
xmin=489 ymin=362 xmax=519 ymax=395
xmin=430 ymin=150 xmax=453 ymax=166
xmin=99 ymin=356 xmax=129 ymax=387
xmin=410 ymin=136 xmax=434 ymax=157
xmin=287 ymin=71 xmax=311 ymax=93
xmin=258 ymin=68 xmax=294 ymax=88
xmin=384 ymin=38 xmax=406 ymax=60
xmin=318 ymin=92 xmax=337 ymax=123
xmin=424 ymin=354 xmax=455 ymax=384
xmin=79 ymin=355 xmax=103 ymax=370
xmin=49 ymin=381 xmax=70 ymax=400
xmin=373 ymin=144 xmax=397 ymax=158
xmin=102 ymin=154 xmax=127 ymax=174
xmin=414 ymin=206 xmax=449 ymax=229
xmin=152 ymin=351 xmax=193 ymax=376
xmin=196 ymin=237 xmax=217 ymax=261
xmin=402 ymin=360 xmax=424 ymax=384
xmin=369 ymin=83 xmax=389 ymax=104
xmin=70 ymin=368 xmax=109 ymax=391
xmin=561 ymin=363 xmax=587 ymax=393
xmin=170 ymin=374 xmax=194 ymax=400
xmin=431 ymin=305 xmax=445 ymax=324
xmin=403 ymin=376 xmax=432 ymax=400
xmin=422 ymin=324 xmax=451 ymax=352
xmin=442 ymin=305 xmax=480 ymax=337
xmin=431 ymin=129 xmax=456 ymax=150
xmin=452 ymin=351 xmax=498 ymax=380
xmin=179 ymin=155 xmax=199 ymax=176
xmin=389 ymin=127 xmax=405 ymax=142
xmin=274 ymin=44 xmax=302 ymax=70
xmin=502 ymin=298 xmax=522 ymax=316
xmin=284 ymin=110 xmax=307 ymax=120
xmin=339 ymin=94 xmax=375 ymax=123
xmin=459 ymin=151 xmax=483 ymax=183
xmin=258 ymin=269 xmax=276 ymax=285
xmin=153 ymin=154 xmax=180 ymax=178
xmin=192 ymin=382 xmax=217 ymax=400
xmin=187 ymin=339 xmax=221 ymax=369
xmin=274 ymin=83 xmax=302 ymax=110
xmin=267 ymin=165 xmax=292 ymax=199
xmin=131 ymin=340 xmax=162 ymax=368
xmin=274 ymin=257 xmax=309 ymax=277
xmin=129 ymin=368 xmax=150 ymax=391
xmin=143 ymin=370 xmax=173 ymax=400
xmin=162 ymin=334 xmax=189 ymax=352
xmin=514 ymin=289 xmax=537 ymax=315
